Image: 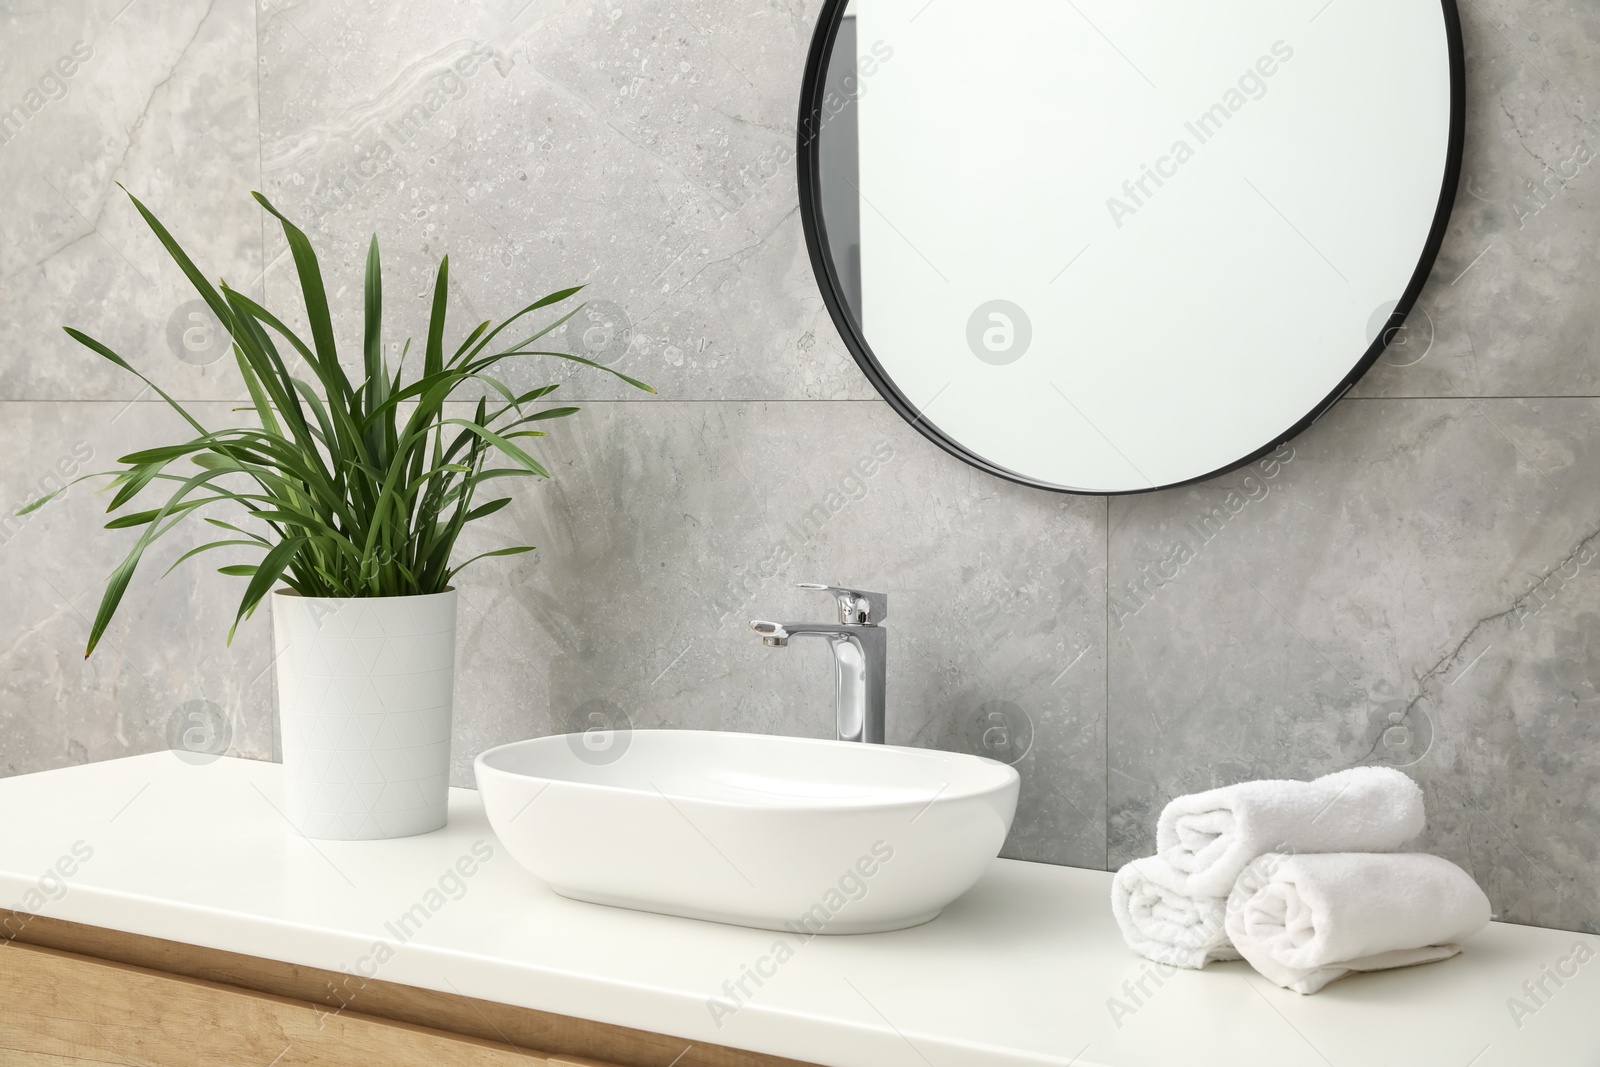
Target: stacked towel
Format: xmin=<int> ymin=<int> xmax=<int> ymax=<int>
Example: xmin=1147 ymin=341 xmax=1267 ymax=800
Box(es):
xmin=1226 ymin=852 xmax=1492 ymax=994
xmin=1112 ymin=766 xmax=1492 ymax=992
xmin=1155 ymin=766 xmax=1425 ymax=896
xmin=1111 ymin=856 xmax=1239 ymax=970
xmin=1112 ymin=767 xmax=1426 ymax=970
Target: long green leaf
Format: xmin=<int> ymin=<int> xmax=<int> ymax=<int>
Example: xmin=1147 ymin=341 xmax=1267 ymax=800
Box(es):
xmin=14 ymin=471 xmax=111 ymax=516
xmin=83 ymin=465 xmax=239 ymax=656
xmin=251 ymin=192 xmax=351 ymax=405
xmin=65 ymin=328 xmax=209 ymax=436
xmin=164 ymin=539 xmax=264 ymax=578
xmin=120 ymin=185 xmax=237 ymax=340
xmin=440 ymin=419 xmax=552 ymax=478
xmin=228 ymin=537 xmax=306 ymax=643
xmin=453 ymin=286 xmax=584 ymax=367
xmin=499 ymin=347 xmax=656 ymax=394
xmin=425 ymin=257 xmax=448 ymax=378
xmin=463 ymin=496 xmax=512 ymax=522
xmin=47 ymin=190 xmax=654 ymax=652
xmin=446 ymin=545 xmax=534 ymax=581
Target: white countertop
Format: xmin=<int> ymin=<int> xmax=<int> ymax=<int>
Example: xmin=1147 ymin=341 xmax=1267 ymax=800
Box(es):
xmin=1 ymin=753 xmax=1596 ymax=1067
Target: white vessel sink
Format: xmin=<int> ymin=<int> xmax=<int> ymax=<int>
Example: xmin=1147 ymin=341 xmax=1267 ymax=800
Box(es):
xmin=475 ymin=730 xmax=1020 ymax=933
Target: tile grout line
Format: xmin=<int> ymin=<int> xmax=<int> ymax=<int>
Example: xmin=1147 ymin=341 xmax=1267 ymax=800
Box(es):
xmin=254 ymin=0 xmax=274 ymax=767
xmin=254 ymin=0 xmax=267 ymax=306
xmin=0 ymin=396 xmax=903 ymax=405
xmin=10 ymin=395 xmax=1600 ymax=406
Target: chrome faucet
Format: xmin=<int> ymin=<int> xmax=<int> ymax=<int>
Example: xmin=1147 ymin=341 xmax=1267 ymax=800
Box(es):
xmin=751 ymin=583 xmax=887 ymax=744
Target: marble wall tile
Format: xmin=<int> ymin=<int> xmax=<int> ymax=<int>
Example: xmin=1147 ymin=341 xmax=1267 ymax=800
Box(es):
xmin=0 ymin=393 xmax=1108 ymax=868
xmin=1107 ymin=397 xmax=1600 ymax=930
xmin=255 ymin=0 xmax=867 ymax=405
xmin=5 ymin=0 xmax=1600 ymax=937
xmin=1353 ymin=1 xmax=1600 ymax=399
xmin=0 ymin=0 xmax=263 ymax=403
xmin=448 ymin=398 xmax=1109 ymax=866
xmin=0 ymin=401 xmax=276 ymax=777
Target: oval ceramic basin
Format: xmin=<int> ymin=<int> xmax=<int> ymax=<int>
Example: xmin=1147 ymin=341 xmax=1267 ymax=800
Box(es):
xmin=475 ymin=730 xmax=1020 ymax=933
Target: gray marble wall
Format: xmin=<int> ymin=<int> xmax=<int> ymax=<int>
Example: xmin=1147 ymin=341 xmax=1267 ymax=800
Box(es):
xmin=1 ymin=0 xmax=1595 ymax=933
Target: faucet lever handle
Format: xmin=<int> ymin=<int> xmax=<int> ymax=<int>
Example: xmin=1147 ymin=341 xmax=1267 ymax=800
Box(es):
xmin=796 ymin=583 xmax=888 ymax=626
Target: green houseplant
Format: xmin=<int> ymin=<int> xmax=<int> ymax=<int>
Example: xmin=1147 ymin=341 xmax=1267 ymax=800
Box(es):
xmin=28 ymin=189 xmax=651 ymax=839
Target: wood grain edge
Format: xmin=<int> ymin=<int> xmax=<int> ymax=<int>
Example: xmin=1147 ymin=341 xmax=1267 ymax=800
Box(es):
xmin=1 ymin=911 xmax=820 ymax=1067
xmin=2 ymin=940 xmax=550 ymax=1066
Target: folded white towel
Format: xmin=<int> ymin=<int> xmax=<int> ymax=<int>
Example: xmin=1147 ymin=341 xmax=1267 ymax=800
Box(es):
xmin=1112 ymin=856 xmax=1240 ymax=969
xmin=1156 ymin=767 xmax=1425 ymax=897
xmin=1225 ymin=852 xmax=1492 ymax=994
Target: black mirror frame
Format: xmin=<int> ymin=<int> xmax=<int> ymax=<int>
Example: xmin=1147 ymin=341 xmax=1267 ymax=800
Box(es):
xmin=795 ymin=0 xmax=1467 ymax=496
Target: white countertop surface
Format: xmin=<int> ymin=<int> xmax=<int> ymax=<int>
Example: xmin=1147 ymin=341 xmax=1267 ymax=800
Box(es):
xmin=1 ymin=753 xmax=1596 ymax=1067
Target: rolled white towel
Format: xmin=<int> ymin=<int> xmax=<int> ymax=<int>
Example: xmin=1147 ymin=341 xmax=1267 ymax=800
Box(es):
xmin=1112 ymin=856 xmax=1240 ymax=969
xmin=1225 ymin=852 xmax=1492 ymax=994
xmin=1156 ymin=767 xmax=1425 ymax=897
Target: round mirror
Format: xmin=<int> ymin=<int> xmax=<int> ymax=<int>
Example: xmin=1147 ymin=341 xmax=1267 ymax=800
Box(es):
xmin=799 ymin=0 xmax=1463 ymax=494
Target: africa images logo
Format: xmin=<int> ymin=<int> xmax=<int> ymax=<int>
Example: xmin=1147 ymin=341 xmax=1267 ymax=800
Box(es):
xmin=1106 ymin=41 xmax=1295 ymax=229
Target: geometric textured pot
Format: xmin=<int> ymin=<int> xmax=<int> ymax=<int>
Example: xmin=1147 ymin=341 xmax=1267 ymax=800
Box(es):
xmin=271 ymin=588 xmax=457 ymax=840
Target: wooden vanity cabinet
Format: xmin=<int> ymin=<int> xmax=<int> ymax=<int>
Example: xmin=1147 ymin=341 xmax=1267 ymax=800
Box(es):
xmin=0 ymin=911 xmax=818 ymax=1067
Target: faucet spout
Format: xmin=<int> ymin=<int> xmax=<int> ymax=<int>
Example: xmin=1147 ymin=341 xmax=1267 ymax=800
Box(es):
xmin=749 ymin=584 xmax=888 ymax=744
xmin=749 ymin=620 xmax=791 ymax=647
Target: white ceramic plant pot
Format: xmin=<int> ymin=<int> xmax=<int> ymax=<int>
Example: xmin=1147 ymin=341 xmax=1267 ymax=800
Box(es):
xmin=272 ymin=588 xmax=457 ymax=840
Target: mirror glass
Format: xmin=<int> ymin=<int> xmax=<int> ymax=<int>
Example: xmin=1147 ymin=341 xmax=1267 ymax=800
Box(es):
xmin=801 ymin=0 xmax=1462 ymax=493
